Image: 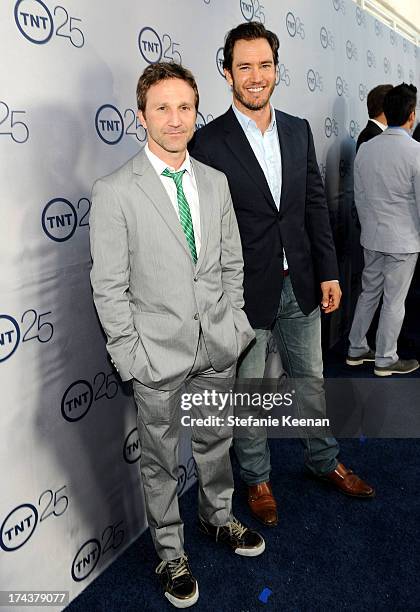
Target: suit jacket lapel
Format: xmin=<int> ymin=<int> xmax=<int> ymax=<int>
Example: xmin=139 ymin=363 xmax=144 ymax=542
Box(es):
xmin=223 ymin=108 xmax=277 ymax=212
xmin=191 ymin=158 xmax=212 ymax=274
xmin=132 ymin=150 xmax=192 ymax=260
xmin=275 ymin=110 xmax=294 ymax=212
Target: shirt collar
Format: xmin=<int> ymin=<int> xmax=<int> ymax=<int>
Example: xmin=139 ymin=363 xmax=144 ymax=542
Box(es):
xmin=145 ymin=143 xmax=193 ymax=176
xmin=370 ymin=118 xmax=387 ymax=131
xmin=386 ymin=126 xmax=411 ymax=137
xmin=232 ymin=102 xmax=276 ymax=134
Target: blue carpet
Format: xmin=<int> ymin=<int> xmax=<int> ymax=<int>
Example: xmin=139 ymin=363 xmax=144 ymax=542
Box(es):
xmin=67 ymin=433 xmax=420 ymax=611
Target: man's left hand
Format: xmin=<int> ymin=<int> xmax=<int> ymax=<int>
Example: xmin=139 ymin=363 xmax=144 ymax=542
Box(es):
xmin=320 ymin=281 xmax=342 ymax=313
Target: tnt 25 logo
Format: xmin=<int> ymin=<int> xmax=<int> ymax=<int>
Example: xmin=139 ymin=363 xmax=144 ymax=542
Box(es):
xmin=71 ymin=520 xmax=124 ymax=582
xmin=216 ymin=47 xmax=224 ymax=77
xmin=195 ymin=112 xmax=214 ymax=131
xmin=397 ymin=64 xmax=404 ymax=80
xmin=325 ymin=117 xmax=339 ymax=138
xmin=336 ymin=76 xmax=349 ymax=97
xmin=14 ymin=0 xmax=84 ymax=47
xmin=0 ymin=101 xmax=29 ymax=143
xmin=320 ymin=27 xmax=334 ymax=50
xmin=374 ymin=20 xmax=383 ymax=37
xmin=177 ymin=457 xmax=198 ymax=495
xmin=307 ymin=69 xmax=323 ymax=92
xmin=0 ymin=485 xmax=68 ymax=551
xmin=42 ymin=197 xmax=90 ymax=242
xmin=384 ymin=57 xmax=392 ymax=74
xmin=390 ymin=30 xmax=398 ymax=47
xmin=332 ymin=0 xmax=345 ymax=14
xmin=286 ymin=11 xmax=305 ymax=39
xmin=138 ymin=26 xmax=182 ymax=65
xmin=240 ymin=0 xmax=265 ymax=24
xmin=95 ymin=105 xmax=146 ymax=146
xmin=0 ymin=310 xmax=54 ymax=363
xmin=346 ymin=40 xmax=358 ymax=61
xmin=359 ymin=83 xmax=368 ymax=101
xmin=61 ymin=371 xmax=120 ymax=422
xmin=355 ymin=6 xmax=366 ymax=27
xmin=349 ymin=120 xmax=360 ymax=140
xmin=367 ymin=50 xmax=376 ymax=68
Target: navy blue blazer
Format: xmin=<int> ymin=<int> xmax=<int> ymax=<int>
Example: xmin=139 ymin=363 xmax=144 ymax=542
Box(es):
xmin=190 ymin=107 xmax=339 ymax=328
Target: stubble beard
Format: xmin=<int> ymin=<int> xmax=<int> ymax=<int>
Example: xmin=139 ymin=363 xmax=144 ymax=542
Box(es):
xmin=232 ymin=81 xmax=275 ymax=112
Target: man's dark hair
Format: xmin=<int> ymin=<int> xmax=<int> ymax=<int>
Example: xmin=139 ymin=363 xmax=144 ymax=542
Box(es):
xmin=223 ymin=22 xmax=279 ymax=72
xmin=383 ymin=83 xmax=417 ymax=126
xmin=136 ymin=62 xmax=199 ymax=112
xmin=367 ymin=84 xmax=393 ymax=118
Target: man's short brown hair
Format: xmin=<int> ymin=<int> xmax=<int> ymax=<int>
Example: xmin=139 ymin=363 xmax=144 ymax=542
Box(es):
xmin=136 ymin=62 xmax=199 ymax=113
xmin=367 ymin=84 xmax=393 ymax=118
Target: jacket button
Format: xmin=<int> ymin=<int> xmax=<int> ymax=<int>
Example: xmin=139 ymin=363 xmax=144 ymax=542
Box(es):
xmin=194 ymin=313 xmax=199 ymax=320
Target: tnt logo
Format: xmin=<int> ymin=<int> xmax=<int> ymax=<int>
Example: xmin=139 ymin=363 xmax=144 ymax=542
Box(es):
xmin=349 ymin=120 xmax=360 ymax=140
xmin=375 ymin=20 xmax=383 ymax=37
xmin=286 ymin=11 xmax=304 ymax=39
xmin=71 ymin=539 xmax=101 ymax=582
xmin=325 ymin=117 xmax=339 ymax=138
xmin=216 ymin=47 xmax=225 ymax=77
xmin=397 ymin=64 xmax=404 ymax=80
xmin=307 ymin=69 xmax=323 ymax=92
xmin=332 ymin=0 xmax=345 ymax=14
xmin=123 ymin=427 xmax=141 ymax=464
xmin=14 ymin=0 xmax=53 ymax=44
xmin=367 ymin=50 xmax=376 ymax=68
xmin=138 ymin=26 xmax=162 ymax=64
xmin=41 ymin=198 xmax=77 ymax=242
xmin=195 ymin=112 xmax=214 ymax=131
xmin=390 ymin=30 xmax=397 ymax=46
xmin=356 ymin=6 xmax=366 ymax=26
xmin=95 ymin=104 xmax=124 ymax=145
xmin=346 ymin=40 xmax=358 ymax=61
xmin=0 ymin=503 xmax=38 ymax=551
xmin=320 ymin=27 xmax=334 ymax=50
xmin=359 ymin=83 xmax=368 ymax=101
xmin=384 ymin=57 xmax=391 ymax=74
xmin=0 ymin=315 xmax=20 ymax=363
xmin=336 ymin=76 xmax=349 ymax=97
xmin=61 ymin=380 xmax=93 ymax=422
xmin=240 ymin=0 xmax=254 ymax=21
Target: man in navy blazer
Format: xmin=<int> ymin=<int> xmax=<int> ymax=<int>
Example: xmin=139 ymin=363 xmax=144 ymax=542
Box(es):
xmin=190 ymin=22 xmax=375 ymax=526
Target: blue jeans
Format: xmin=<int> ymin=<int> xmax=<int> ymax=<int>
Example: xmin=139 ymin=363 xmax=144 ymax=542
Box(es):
xmin=234 ymin=276 xmax=339 ymax=484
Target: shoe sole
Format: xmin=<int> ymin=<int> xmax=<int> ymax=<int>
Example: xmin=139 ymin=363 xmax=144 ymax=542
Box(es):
xmin=374 ymin=364 xmax=420 ymax=377
xmin=165 ymin=584 xmax=199 ymax=608
xmin=235 ymin=539 xmax=266 ymax=557
xmin=346 ymin=357 xmax=375 ymax=366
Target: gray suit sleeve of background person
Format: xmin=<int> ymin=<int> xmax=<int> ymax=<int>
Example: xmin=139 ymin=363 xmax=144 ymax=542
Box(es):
xmin=219 ymin=174 xmax=255 ymax=355
xmin=414 ymin=151 xmax=420 ymax=221
xmin=90 ymin=178 xmax=139 ymax=381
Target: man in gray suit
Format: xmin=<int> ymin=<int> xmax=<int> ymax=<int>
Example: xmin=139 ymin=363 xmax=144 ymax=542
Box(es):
xmin=347 ymin=83 xmax=420 ymax=376
xmin=90 ymin=62 xmax=263 ymax=608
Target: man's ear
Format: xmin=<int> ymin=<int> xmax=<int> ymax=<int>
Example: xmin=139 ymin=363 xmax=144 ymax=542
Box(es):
xmin=138 ymin=110 xmax=147 ymax=130
xmin=224 ymin=69 xmax=233 ymax=86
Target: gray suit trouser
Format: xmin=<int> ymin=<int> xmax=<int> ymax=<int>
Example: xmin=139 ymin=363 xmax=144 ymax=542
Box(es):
xmin=133 ymin=333 xmax=235 ymax=561
xmin=348 ymin=248 xmax=418 ymax=366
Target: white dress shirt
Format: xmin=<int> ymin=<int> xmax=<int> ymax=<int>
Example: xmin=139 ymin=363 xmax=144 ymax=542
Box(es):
xmin=144 ymin=143 xmax=201 ymax=256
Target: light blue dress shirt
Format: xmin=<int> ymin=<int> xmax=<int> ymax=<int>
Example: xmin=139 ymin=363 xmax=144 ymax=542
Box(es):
xmin=232 ymin=103 xmax=288 ymax=270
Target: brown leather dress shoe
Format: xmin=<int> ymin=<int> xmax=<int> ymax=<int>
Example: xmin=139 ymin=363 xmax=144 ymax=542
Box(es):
xmin=322 ymin=462 xmax=375 ymax=498
xmin=248 ymin=482 xmax=278 ymax=526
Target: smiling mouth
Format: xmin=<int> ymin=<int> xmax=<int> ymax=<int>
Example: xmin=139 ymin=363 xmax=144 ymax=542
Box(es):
xmin=247 ymin=86 xmax=264 ymax=93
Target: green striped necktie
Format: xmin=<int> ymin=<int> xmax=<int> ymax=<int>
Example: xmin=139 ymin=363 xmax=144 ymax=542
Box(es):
xmin=162 ymin=168 xmax=197 ymax=264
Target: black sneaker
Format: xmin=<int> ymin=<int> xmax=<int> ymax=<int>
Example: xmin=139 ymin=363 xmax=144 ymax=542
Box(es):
xmin=155 ymin=554 xmax=199 ymax=608
xmin=346 ymin=349 xmax=375 ymax=366
xmin=199 ymin=516 xmax=265 ymax=557
xmin=374 ymin=359 xmax=420 ymax=377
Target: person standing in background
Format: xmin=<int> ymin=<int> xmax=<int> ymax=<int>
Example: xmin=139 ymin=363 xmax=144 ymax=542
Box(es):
xmin=356 ymin=84 xmax=393 ymax=153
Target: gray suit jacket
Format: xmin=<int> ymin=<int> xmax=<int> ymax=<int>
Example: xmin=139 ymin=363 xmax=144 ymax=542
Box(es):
xmin=354 ymin=127 xmax=420 ymax=253
xmin=90 ymin=149 xmax=254 ymax=388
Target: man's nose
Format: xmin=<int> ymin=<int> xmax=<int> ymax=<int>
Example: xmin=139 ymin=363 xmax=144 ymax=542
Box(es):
xmin=168 ymin=109 xmax=182 ymax=125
